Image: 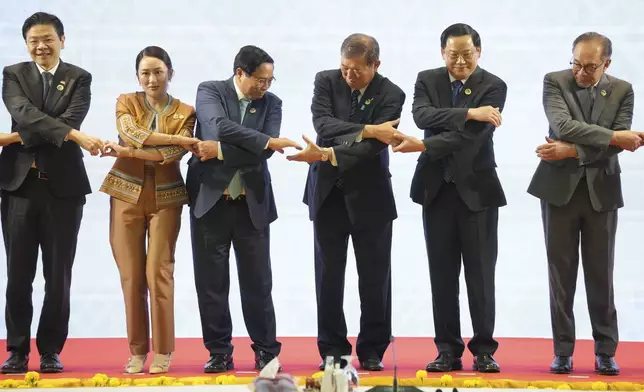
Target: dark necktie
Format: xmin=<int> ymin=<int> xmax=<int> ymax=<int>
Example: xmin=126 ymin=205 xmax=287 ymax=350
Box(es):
xmin=42 ymin=71 xmax=53 ymax=101
xmin=585 ymin=87 xmax=595 ymax=122
xmin=441 ymin=80 xmax=464 ymax=183
xmin=349 ymin=89 xmax=360 ymax=119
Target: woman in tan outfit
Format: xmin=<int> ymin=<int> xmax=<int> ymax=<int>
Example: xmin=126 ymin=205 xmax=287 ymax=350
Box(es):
xmin=99 ymin=46 xmax=198 ymax=374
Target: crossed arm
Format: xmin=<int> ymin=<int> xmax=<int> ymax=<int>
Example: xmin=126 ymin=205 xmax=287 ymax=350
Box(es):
xmin=412 ymin=79 xmax=507 ymax=161
xmin=195 ymin=82 xmax=280 ymax=168
xmin=2 ymin=67 xmax=91 ymax=148
xmin=542 ymin=74 xmax=633 ymax=164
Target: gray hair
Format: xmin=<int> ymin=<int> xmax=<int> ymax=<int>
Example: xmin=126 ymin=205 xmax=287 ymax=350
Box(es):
xmin=340 ymin=33 xmax=380 ymax=66
xmin=573 ymin=32 xmax=612 ymax=59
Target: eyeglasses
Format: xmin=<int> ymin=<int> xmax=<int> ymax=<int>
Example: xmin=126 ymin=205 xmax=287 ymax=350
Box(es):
xmin=570 ymin=58 xmax=607 ymax=74
xmin=247 ymin=74 xmax=275 ymax=87
xmin=446 ymin=52 xmax=475 ymax=62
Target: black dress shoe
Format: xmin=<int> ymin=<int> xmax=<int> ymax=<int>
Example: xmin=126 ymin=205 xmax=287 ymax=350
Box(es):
xmin=204 ymin=354 xmax=234 ymax=373
xmin=255 ymin=350 xmax=281 ymax=372
xmin=595 ymin=355 xmax=619 ymax=376
xmin=359 ymin=358 xmax=384 ymax=371
xmin=40 ymin=353 xmax=63 ymax=373
xmin=550 ymin=356 xmax=572 ymax=374
xmin=426 ymin=352 xmax=463 ymax=372
xmin=473 ymin=353 xmax=500 ymax=373
xmin=1 ymin=352 xmax=29 ymax=374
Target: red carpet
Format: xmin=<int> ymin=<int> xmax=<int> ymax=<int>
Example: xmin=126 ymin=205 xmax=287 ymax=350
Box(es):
xmin=1 ymin=337 xmax=643 ymax=383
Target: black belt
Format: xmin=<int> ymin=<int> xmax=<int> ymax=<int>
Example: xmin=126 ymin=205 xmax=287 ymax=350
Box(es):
xmin=221 ymin=194 xmax=245 ymax=201
xmin=29 ymin=168 xmax=48 ymax=180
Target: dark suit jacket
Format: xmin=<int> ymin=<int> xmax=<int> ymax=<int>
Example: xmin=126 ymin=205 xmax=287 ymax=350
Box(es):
xmin=410 ymin=66 xmax=507 ymax=211
xmin=527 ymin=71 xmax=632 ymax=212
xmin=187 ymin=77 xmax=279 ymax=229
xmin=0 ymin=60 xmax=92 ymax=198
xmin=303 ymin=70 xmax=405 ymax=229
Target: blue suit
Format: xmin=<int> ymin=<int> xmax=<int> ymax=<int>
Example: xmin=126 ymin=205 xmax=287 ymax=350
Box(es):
xmin=187 ymin=77 xmax=281 ymax=357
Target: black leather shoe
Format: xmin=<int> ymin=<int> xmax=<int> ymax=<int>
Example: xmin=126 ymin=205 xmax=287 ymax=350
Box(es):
xmin=255 ymin=350 xmax=281 ymax=372
xmin=204 ymin=354 xmax=234 ymax=373
xmin=1 ymin=352 xmax=29 ymax=374
xmin=473 ymin=353 xmax=500 ymax=373
xmin=40 ymin=353 xmax=63 ymax=373
xmin=595 ymin=355 xmax=619 ymax=376
xmin=426 ymin=352 xmax=463 ymax=372
xmin=359 ymin=358 xmax=384 ymax=371
xmin=550 ymin=356 xmax=572 ymax=374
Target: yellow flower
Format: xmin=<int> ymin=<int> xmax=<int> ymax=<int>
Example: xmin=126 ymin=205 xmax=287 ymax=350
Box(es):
xmin=24 ymin=371 xmax=40 ymax=385
xmin=311 ymin=371 xmax=324 ymax=379
xmin=439 ymin=374 xmax=453 ymax=386
xmin=415 ymin=370 xmax=427 ymax=379
xmin=592 ymin=381 xmax=608 ymax=390
xmin=556 ymin=384 xmax=571 ymax=390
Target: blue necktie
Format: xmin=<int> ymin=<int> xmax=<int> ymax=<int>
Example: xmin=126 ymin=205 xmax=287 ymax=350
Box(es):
xmin=226 ymin=99 xmax=250 ymax=199
xmin=442 ymin=80 xmax=464 ymax=183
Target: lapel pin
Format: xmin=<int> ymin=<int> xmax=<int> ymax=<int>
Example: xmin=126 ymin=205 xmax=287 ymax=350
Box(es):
xmin=464 ymin=88 xmax=472 ymax=95
xmin=56 ymin=84 xmax=64 ymax=91
xmin=172 ymin=113 xmax=185 ymax=120
xmin=365 ymin=98 xmax=372 ymax=105
xmin=249 ymin=108 xmax=257 ymax=114
xmin=601 ymin=89 xmax=607 ymax=96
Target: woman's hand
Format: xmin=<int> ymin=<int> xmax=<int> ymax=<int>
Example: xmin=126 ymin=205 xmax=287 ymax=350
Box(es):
xmin=101 ymin=141 xmax=130 ymax=158
xmin=171 ymin=135 xmax=200 ymax=146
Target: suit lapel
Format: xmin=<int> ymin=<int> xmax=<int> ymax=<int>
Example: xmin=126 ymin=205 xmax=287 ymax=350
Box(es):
xmin=456 ymin=67 xmax=483 ymax=108
xmin=225 ymin=77 xmax=242 ymax=124
xmin=591 ymin=74 xmax=611 ymax=124
xmin=21 ymin=62 xmax=44 ymax=109
xmin=437 ymin=68 xmax=453 ymax=108
xmin=44 ymin=61 xmax=69 ymax=111
xmin=243 ymin=98 xmax=264 ymax=128
xmin=351 ymin=73 xmax=382 ymax=124
xmin=335 ymin=71 xmax=352 ymax=121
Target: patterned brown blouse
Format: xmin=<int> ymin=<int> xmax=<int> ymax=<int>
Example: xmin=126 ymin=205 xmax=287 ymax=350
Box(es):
xmin=99 ymin=92 xmax=196 ymax=208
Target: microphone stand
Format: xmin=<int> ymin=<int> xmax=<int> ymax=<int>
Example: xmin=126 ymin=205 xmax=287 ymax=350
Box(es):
xmin=365 ymin=336 xmax=423 ymax=392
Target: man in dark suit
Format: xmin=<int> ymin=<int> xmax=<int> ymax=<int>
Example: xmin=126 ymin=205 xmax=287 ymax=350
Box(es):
xmin=0 ymin=12 xmax=103 ymax=374
xmin=528 ymin=32 xmax=644 ymax=376
xmin=393 ymin=23 xmax=506 ymax=373
xmin=187 ymin=45 xmax=301 ymax=373
xmin=287 ymin=33 xmax=405 ymax=372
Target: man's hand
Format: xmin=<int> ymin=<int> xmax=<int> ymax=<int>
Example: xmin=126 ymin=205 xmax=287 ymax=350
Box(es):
xmin=363 ymin=119 xmax=402 ymax=145
xmin=0 ymin=133 xmax=23 ymax=147
xmin=610 ymin=130 xmax=643 ymax=151
xmin=536 ymin=137 xmax=577 ymax=161
xmin=267 ymin=137 xmax=303 ymax=154
xmin=467 ymin=106 xmax=502 ymax=127
xmin=391 ymin=132 xmax=426 ymax=153
xmin=194 ymin=141 xmax=219 ymax=161
xmin=67 ymin=129 xmax=104 ymax=156
xmin=286 ymin=135 xmax=326 ymax=163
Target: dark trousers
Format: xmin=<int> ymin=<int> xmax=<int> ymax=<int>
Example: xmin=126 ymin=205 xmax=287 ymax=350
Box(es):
xmin=314 ymin=186 xmax=392 ymax=361
xmin=541 ymin=179 xmax=618 ymax=357
xmin=423 ymin=182 xmax=498 ymax=357
xmin=1 ymin=169 xmax=83 ymax=355
xmin=190 ymin=196 xmax=281 ymax=357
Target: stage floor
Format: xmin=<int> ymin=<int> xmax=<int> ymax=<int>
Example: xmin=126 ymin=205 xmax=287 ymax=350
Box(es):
xmin=1 ymin=337 xmax=643 ymax=390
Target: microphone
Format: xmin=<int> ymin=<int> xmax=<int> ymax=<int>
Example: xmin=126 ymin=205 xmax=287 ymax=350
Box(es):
xmin=365 ymin=336 xmax=422 ymax=392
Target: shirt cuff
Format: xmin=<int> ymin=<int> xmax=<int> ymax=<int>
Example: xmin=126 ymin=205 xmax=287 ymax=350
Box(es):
xmin=217 ymin=141 xmax=224 ymax=160
xmin=355 ymin=131 xmax=363 ymax=142
xmin=329 ymin=147 xmax=338 ymax=166
xmin=265 ymin=140 xmax=270 ymax=149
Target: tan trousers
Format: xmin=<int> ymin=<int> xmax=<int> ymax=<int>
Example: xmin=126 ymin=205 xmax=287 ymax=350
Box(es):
xmin=109 ymin=167 xmax=182 ymax=355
